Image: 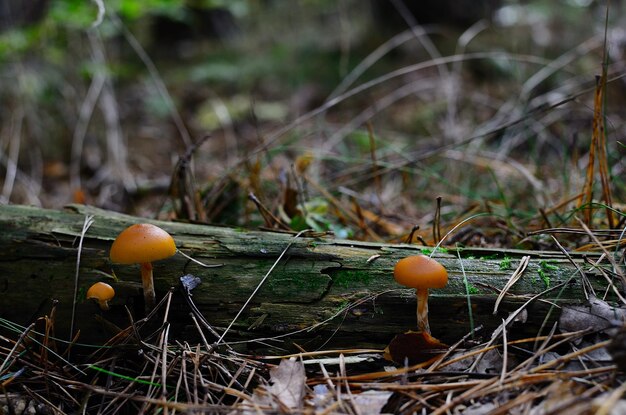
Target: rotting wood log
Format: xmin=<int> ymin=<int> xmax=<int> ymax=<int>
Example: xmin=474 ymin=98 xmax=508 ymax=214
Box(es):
xmin=0 ymin=204 xmax=615 ymax=353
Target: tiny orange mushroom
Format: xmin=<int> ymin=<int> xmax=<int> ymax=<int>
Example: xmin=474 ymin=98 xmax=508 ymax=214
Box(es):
xmin=110 ymin=223 xmax=176 ymax=312
xmin=393 ymin=254 xmax=448 ymax=335
xmin=86 ymin=282 xmax=115 ymax=310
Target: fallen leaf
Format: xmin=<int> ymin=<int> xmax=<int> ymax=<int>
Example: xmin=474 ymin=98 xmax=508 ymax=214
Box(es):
xmin=537 ymin=380 xmax=587 ymax=414
xmin=559 ymin=296 xmax=626 ymax=333
xmin=352 ymin=390 xmax=393 ymax=414
xmin=311 ymin=384 xmax=332 ymax=411
xmin=237 ymin=358 xmax=306 ymax=415
xmin=267 ymin=358 xmax=306 ymax=409
xmin=475 ymin=348 xmax=506 ymax=374
xmin=462 ymin=402 xmax=497 ymax=415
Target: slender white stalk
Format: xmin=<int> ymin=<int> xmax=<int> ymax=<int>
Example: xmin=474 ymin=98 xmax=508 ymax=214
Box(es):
xmin=416 ymin=288 xmax=430 ymax=334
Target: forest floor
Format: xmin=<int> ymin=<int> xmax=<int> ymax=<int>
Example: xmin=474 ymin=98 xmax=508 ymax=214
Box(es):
xmin=1 ymin=1 xmax=626 ymax=413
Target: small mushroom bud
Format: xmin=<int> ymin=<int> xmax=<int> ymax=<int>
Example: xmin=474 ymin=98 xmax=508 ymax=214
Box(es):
xmin=86 ymin=282 xmax=115 ymax=310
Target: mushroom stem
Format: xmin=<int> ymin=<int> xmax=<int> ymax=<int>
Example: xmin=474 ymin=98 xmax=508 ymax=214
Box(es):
xmin=416 ymin=288 xmax=430 ymax=334
xmin=140 ymin=262 xmax=156 ymax=312
xmin=98 ymin=300 xmax=110 ymax=311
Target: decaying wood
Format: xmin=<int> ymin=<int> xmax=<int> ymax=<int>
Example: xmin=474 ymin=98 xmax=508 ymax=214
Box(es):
xmin=0 ymin=204 xmax=615 ymax=352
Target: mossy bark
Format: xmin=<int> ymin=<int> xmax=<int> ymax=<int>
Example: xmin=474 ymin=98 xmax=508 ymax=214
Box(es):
xmin=0 ymin=204 xmax=613 ymax=352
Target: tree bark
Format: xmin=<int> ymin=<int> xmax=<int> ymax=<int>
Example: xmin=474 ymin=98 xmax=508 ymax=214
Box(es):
xmin=0 ymin=204 xmax=611 ymax=352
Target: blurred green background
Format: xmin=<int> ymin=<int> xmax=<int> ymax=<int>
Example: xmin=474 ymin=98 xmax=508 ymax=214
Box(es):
xmin=0 ymin=0 xmax=624 ymax=242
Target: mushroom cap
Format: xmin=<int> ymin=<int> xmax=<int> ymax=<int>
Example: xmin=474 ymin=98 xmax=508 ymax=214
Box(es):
xmin=393 ymin=254 xmax=448 ymax=289
xmin=110 ymin=223 xmax=176 ymax=264
xmin=86 ymin=282 xmax=115 ymax=302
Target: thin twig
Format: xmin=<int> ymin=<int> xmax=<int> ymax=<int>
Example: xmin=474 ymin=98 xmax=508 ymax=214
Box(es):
xmin=91 ymin=0 xmax=105 ymax=27
xmin=108 ymin=14 xmax=192 ymax=149
xmin=215 ymin=229 xmax=312 ymax=345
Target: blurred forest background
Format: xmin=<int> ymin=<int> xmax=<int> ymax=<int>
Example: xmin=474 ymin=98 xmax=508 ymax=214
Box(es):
xmin=1 ymin=0 xmax=625 ymax=245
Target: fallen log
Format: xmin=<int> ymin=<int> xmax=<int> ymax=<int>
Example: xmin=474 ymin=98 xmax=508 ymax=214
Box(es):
xmin=0 ymin=204 xmax=613 ymax=352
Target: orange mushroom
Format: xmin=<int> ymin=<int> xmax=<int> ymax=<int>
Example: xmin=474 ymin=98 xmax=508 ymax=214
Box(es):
xmin=86 ymin=282 xmax=115 ymax=310
xmin=393 ymin=254 xmax=448 ymax=335
xmin=110 ymin=223 xmax=176 ymax=312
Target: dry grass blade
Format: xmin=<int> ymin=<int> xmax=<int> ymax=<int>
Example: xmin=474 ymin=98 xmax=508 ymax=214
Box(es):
xmin=0 ymin=322 xmax=35 ymax=376
xmin=585 ymin=256 xmax=626 ymax=305
xmin=304 ymin=175 xmax=383 ymax=241
xmin=596 ymin=7 xmax=615 ymax=229
xmin=108 ymin=14 xmax=192 ymax=148
xmin=433 ymin=196 xmax=442 ymax=245
xmin=578 ymin=7 xmax=614 ymax=227
xmin=577 ymin=218 xmax=626 ymax=289
xmin=577 ymin=116 xmax=596 ymax=225
xmin=493 ymin=255 xmax=530 ymax=315
xmin=550 ymin=234 xmax=594 ymax=300
xmin=0 ymin=307 xmax=621 ymax=414
xmin=215 ymin=229 xmax=312 ymax=345
xmin=248 ymin=192 xmax=291 ymax=230
xmin=69 ymin=214 xmax=95 ymax=350
xmin=366 ymin=122 xmax=384 ymax=213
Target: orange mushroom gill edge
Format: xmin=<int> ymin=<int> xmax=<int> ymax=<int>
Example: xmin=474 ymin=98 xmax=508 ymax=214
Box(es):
xmin=393 ymin=254 xmax=448 ymax=335
xmin=86 ymin=282 xmax=115 ymax=310
xmin=110 ymin=223 xmax=176 ymax=313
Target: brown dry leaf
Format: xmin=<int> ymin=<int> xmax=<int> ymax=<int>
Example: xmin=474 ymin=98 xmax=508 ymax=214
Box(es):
xmin=352 ymin=390 xmax=393 ymax=414
xmin=295 ymin=152 xmax=314 ymax=174
xmin=282 ymin=185 xmax=301 ymax=219
xmin=535 ymin=380 xmax=588 ymax=414
xmin=311 ymin=384 xmax=333 ymax=411
xmin=475 ymin=348 xmax=509 ymax=374
xmin=540 ymin=344 xmax=612 ymax=371
xmin=238 ymin=358 xmax=306 ymax=414
xmin=266 ymin=357 xmax=306 ymax=409
xmin=445 ymin=347 xmax=518 ymax=374
xmin=559 ymin=296 xmax=626 ymax=333
xmin=350 ymin=204 xmax=405 ymax=236
xmin=462 ymin=402 xmax=498 ymax=415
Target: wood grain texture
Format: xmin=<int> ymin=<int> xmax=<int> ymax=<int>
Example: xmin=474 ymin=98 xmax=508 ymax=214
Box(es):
xmin=0 ymin=204 xmax=610 ymax=352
